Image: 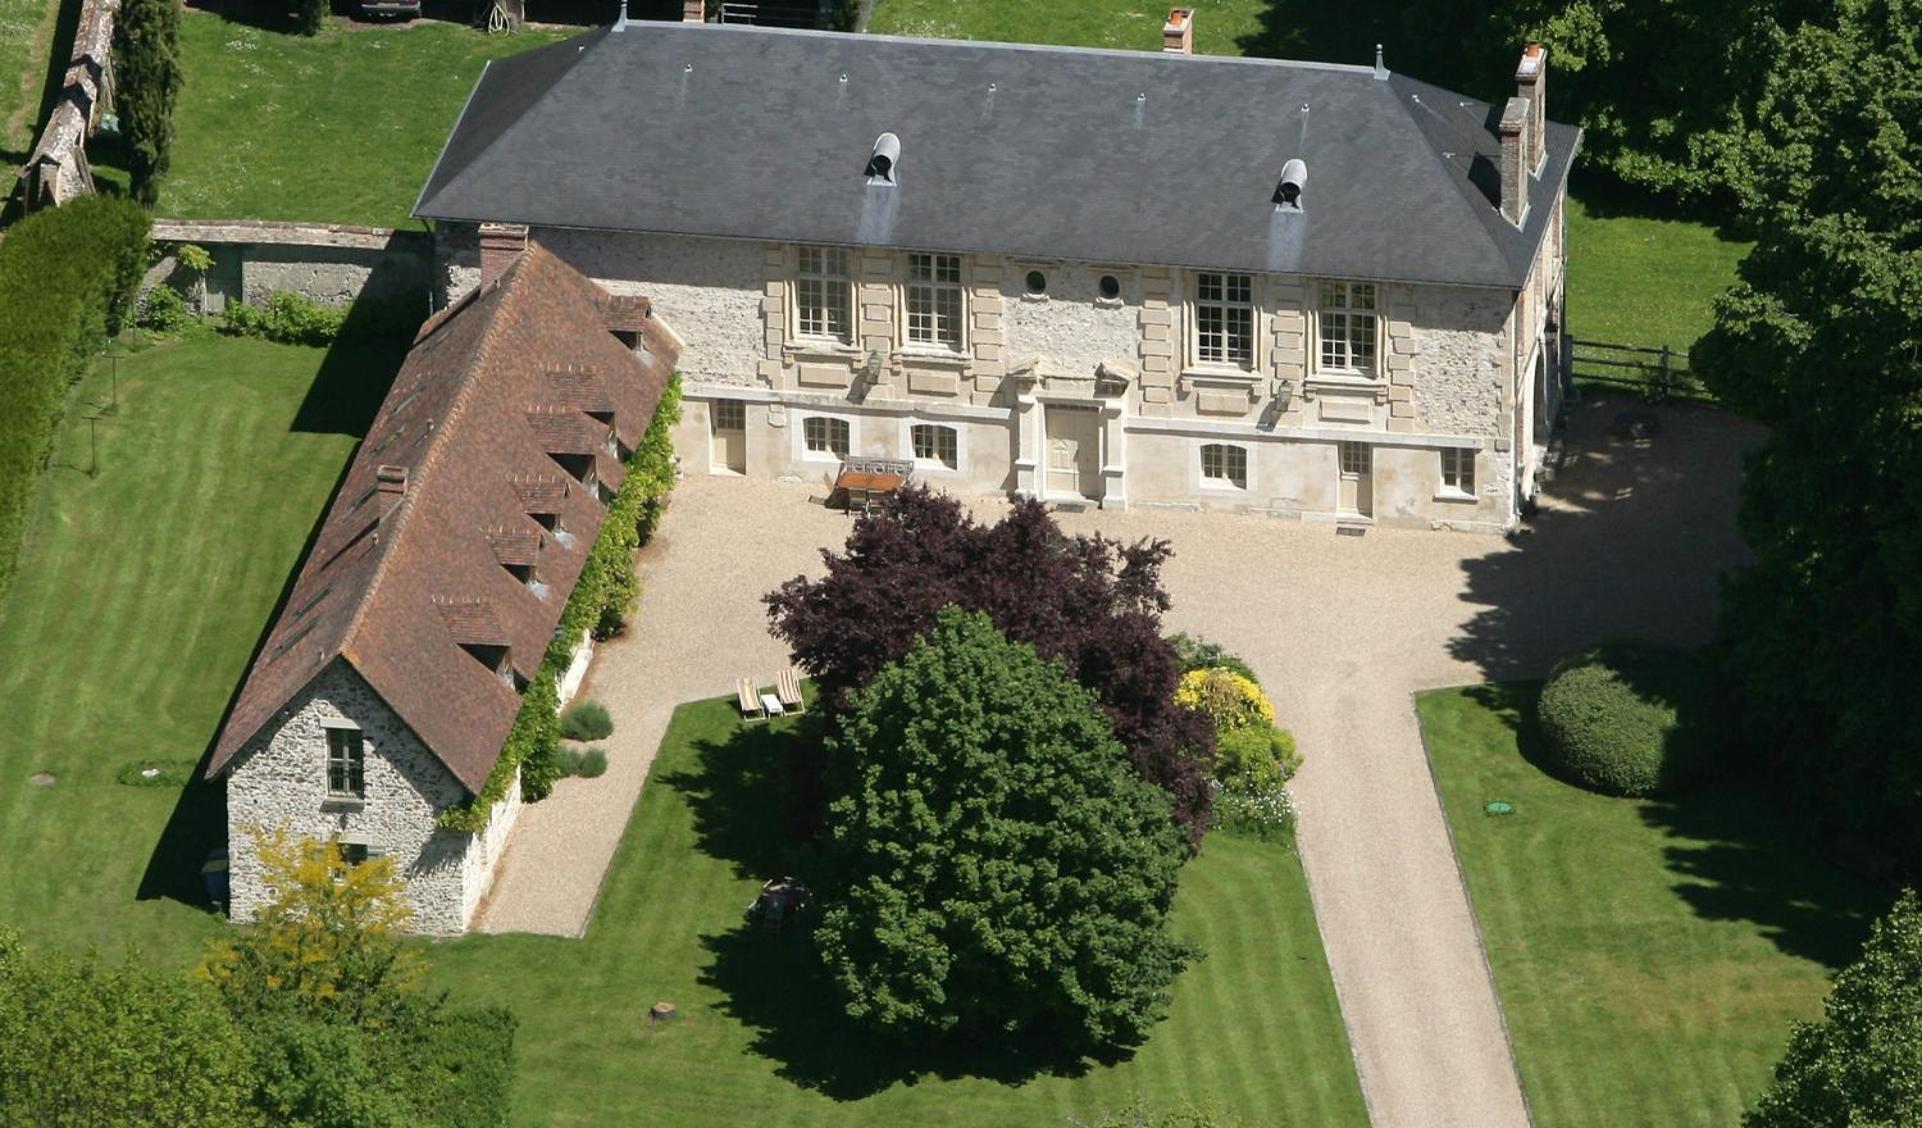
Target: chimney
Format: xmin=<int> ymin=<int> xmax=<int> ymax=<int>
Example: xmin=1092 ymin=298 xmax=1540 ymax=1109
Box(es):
xmin=1162 ymin=7 xmax=1193 ymax=54
xmin=682 ymin=0 xmax=703 ymax=21
xmin=477 ymin=222 xmax=528 ymax=288
xmin=1514 ymin=42 xmax=1547 ymax=173
xmin=376 ymin=465 xmax=408 ymax=495
xmin=1498 ymin=96 xmax=1530 ymax=227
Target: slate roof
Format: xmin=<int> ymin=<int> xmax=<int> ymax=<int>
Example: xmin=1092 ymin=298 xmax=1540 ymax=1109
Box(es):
xmin=208 ymin=246 xmax=678 ymax=792
xmin=414 ymin=23 xmax=1580 ymax=290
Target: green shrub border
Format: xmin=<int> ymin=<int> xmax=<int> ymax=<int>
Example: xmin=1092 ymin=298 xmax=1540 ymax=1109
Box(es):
xmin=0 ymin=197 xmax=151 ymax=608
xmin=438 ymin=375 xmax=681 ymax=831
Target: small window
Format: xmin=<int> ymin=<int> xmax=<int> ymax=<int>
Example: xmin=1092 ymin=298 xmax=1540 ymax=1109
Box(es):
xmin=1200 ymin=443 xmax=1248 ymax=489
xmin=712 ymin=400 xmax=746 ymax=432
xmin=906 ymin=253 xmax=965 ymax=349
xmin=1318 ymin=281 xmax=1380 ymax=375
xmin=1441 ymin=448 xmax=1476 ymax=495
xmin=794 ymin=246 xmax=853 ymax=343
xmin=1024 ymin=270 xmax=1047 ymax=295
xmin=1098 ymin=274 xmax=1122 ymax=301
xmin=1339 ymin=441 xmax=1371 ymax=477
xmin=326 ymin=728 xmax=365 ymax=799
xmin=1194 ymin=272 xmax=1256 ymax=369
xmin=342 ymin=843 xmax=370 ymax=866
xmin=911 ymin=423 xmax=958 ymax=470
xmin=803 ymin=416 xmax=850 ymax=458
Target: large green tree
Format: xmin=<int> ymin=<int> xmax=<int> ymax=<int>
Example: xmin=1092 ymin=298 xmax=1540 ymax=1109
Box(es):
xmin=1746 ymin=890 xmax=1922 ymax=1125
xmin=0 ymin=928 xmax=256 ymax=1127
xmin=815 ymin=607 xmax=1193 ymax=1055
xmin=113 ymin=0 xmax=183 ymax=204
xmin=1694 ymin=0 xmax=1922 ymax=862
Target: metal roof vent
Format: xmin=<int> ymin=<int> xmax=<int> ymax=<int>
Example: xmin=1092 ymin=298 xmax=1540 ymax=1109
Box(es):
xmin=865 ymin=132 xmax=900 ymax=185
xmin=1273 ymin=158 xmax=1308 ymax=210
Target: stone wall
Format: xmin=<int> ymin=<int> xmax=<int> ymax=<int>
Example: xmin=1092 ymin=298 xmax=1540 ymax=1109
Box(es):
xmin=224 ymin=658 xmax=515 ymax=935
xmin=16 ymin=0 xmax=116 ymax=211
xmin=1406 ymin=284 xmax=1511 ymax=438
xmin=146 ymin=219 xmax=433 ymax=316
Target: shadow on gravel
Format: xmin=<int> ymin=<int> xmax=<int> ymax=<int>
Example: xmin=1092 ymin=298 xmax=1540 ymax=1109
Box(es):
xmin=666 ymin=720 xmax=1113 ymax=1101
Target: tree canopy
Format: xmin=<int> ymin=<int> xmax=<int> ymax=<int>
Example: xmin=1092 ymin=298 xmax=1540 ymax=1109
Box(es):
xmin=1746 ymin=890 xmax=1922 ymax=1125
xmin=766 ymin=487 xmax=1215 ymax=845
xmin=814 ymin=608 xmax=1193 ymax=1054
xmin=113 ymin=0 xmax=182 ymax=205
xmin=1694 ymin=0 xmax=1922 ymax=867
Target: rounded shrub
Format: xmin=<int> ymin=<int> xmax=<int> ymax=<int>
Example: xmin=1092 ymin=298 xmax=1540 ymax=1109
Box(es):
xmin=577 ymin=748 xmax=608 ymax=779
xmin=1215 ymin=725 xmax=1300 ymax=790
xmin=558 ymin=699 xmax=613 ymax=742
xmin=1174 ymin=668 xmax=1275 ymax=732
xmin=1536 ymin=640 xmax=1713 ymax=797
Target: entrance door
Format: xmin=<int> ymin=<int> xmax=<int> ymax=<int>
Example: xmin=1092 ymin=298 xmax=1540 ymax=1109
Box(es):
xmin=1337 ymin=441 xmax=1373 ymax=517
xmin=710 ymin=400 xmax=746 ymax=475
xmin=1045 ymin=405 xmax=1101 ymax=500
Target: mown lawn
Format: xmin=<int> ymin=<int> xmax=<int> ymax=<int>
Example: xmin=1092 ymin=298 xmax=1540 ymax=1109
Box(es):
xmin=0 ymin=329 xmax=396 ymax=966
xmin=428 ymin=697 xmax=1366 ymax=1127
xmin=160 ymin=12 xmax=569 ymax=227
xmin=1418 ymin=684 xmax=1879 ymax=1127
xmin=0 ymin=0 xmax=56 ymax=155
xmin=870 ymin=0 xmax=1269 ymax=54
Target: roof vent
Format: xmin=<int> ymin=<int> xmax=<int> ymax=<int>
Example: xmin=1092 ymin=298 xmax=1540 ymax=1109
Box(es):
xmin=865 ymin=132 xmax=900 ymax=185
xmin=375 ymin=464 xmax=408 ymax=494
xmin=1273 ymin=159 xmax=1308 ymax=209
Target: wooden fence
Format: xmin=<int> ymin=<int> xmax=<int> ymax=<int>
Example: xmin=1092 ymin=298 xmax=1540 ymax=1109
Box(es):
xmin=717 ymin=0 xmax=822 ymax=26
xmin=1567 ymin=336 xmax=1712 ymax=403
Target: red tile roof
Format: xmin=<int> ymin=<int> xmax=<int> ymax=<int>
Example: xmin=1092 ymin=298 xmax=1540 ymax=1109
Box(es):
xmin=208 ymin=245 xmax=678 ymax=792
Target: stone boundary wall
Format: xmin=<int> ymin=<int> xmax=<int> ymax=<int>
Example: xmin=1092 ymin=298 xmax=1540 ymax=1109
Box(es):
xmin=144 ymin=218 xmax=434 ymax=315
xmin=18 ymin=0 xmax=118 ymax=210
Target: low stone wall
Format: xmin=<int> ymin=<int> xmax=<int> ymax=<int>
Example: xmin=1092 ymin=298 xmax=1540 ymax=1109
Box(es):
xmin=18 ymin=0 xmax=118 ymax=210
xmin=144 ymin=218 xmax=434 ymax=316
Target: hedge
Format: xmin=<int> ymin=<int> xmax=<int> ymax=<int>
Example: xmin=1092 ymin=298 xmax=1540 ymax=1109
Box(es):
xmin=439 ymin=375 xmax=681 ymax=831
xmin=1536 ymin=640 xmax=1715 ymax=797
xmin=0 ymin=197 xmax=151 ymax=608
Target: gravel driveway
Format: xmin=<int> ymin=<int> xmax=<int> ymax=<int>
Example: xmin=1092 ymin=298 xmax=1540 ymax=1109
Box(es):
xmin=477 ymin=392 xmax=1759 ymax=1128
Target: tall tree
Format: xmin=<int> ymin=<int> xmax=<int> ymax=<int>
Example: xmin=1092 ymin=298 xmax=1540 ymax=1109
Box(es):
xmin=1694 ymin=0 xmax=1922 ymax=862
xmin=1746 ymin=890 xmax=1922 ymax=1125
xmin=815 ymin=608 xmax=1193 ymax=1054
xmin=113 ymin=0 xmax=183 ymax=205
xmin=766 ymin=487 xmax=1215 ymax=846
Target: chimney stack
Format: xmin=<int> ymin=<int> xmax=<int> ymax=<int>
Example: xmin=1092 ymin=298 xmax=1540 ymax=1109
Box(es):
xmin=1162 ymin=8 xmax=1193 ymax=54
xmin=682 ymin=0 xmax=703 ymax=21
xmin=1514 ymin=42 xmax=1547 ymax=173
xmin=1498 ymin=97 xmax=1530 ymax=227
xmin=477 ymin=222 xmax=529 ymax=288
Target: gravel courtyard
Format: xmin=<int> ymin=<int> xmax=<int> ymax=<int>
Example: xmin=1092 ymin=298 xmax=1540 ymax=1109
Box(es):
xmin=476 ymin=391 xmax=1758 ymax=1127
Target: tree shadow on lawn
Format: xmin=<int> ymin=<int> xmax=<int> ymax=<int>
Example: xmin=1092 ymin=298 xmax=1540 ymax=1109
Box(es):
xmin=1464 ymin=682 xmax=1876 ymax=970
xmin=665 ymin=720 xmax=1115 ymax=1101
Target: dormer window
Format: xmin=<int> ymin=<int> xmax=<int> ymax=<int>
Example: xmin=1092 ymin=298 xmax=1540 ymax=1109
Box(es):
xmin=460 ymin=643 xmax=516 ymax=688
xmin=551 ymin=452 xmax=595 ymax=488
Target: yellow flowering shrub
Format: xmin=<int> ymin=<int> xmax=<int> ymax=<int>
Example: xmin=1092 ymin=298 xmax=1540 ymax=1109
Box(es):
xmin=1175 ymin=667 xmax=1276 ymax=732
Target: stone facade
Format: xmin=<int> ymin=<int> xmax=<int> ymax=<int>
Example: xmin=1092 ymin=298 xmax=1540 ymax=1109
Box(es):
xmin=224 ymin=659 xmax=518 ymax=935
xmin=439 ymin=220 xmax=1568 ymax=533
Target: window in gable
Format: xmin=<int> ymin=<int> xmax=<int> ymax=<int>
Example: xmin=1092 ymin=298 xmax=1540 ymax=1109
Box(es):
xmin=326 ymin=728 xmax=365 ymax=798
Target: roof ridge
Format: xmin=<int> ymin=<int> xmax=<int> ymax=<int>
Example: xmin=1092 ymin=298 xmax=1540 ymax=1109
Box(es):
xmin=339 ymin=250 xmax=538 ymax=670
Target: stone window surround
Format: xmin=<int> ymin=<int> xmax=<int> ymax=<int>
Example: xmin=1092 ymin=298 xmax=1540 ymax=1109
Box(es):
xmin=898 ymin=416 xmax=968 ymax=476
xmin=901 ymin=251 xmax=970 ymax=355
xmin=794 ymin=411 xmax=856 ymax=464
xmin=321 ymin=718 xmax=366 ymax=804
xmin=1184 ymin=269 xmax=1261 ymax=377
xmin=1309 ymin=279 xmax=1386 ymax=383
xmin=1192 ymin=438 xmax=1254 ymax=493
xmin=1437 ymin=446 xmax=1478 ymax=502
xmin=788 ymin=245 xmax=856 ymax=347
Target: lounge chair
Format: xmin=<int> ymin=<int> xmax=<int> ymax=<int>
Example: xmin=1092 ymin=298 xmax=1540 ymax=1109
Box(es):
xmin=776 ymin=667 xmax=807 ymax=713
xmin=737 ymin=678 xmax=765 ymax=722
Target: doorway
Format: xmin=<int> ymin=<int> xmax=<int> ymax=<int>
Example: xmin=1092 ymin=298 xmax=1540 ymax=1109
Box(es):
xmin=1045 ymin=405 xmax=1101 ymax=500
xmin=1338 ymin=441 xmax=1373 ymax=518
xmin=710 ymin=399 xmax=746 ymax=475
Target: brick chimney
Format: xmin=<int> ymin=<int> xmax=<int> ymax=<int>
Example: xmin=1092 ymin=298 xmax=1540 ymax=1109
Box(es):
xmin=477 ymin=222 xmax=529 ymax=288
xmin=1514 ymin=42 xmax=1547 ymax=173
xmin=1162 ymin=8 xmax=1193 ymax=54
xmin=1498 ymin=97 xmax=1530 ymax=227
xmin=682 ymin=0 xmax=703 ymax=21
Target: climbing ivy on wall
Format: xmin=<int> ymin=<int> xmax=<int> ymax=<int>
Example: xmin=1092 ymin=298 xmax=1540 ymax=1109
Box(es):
xmin=438 ymin=375 xmax=682 ymax=833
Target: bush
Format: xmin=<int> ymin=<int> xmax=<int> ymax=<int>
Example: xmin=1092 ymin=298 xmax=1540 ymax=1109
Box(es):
xmin=221 ymin=291 xmax=347 ymax=346
xmin=576 ymin=748 xmax=608 ymax=779
xmin=558 ymin=700 xmax=613 ymax=742
xmin=1215 ymin=725 xmax=1299 ymax=791
xmin=1212 ymin=777 xmax=1297 ymax=846
xmin=140 ymin=284 xmax=192 ymax=333
xmin=0 ymin=197 xmax=151 ymax=607
xmin=1536 ymin=640 xmax=1714 ymax=797
xmin=1169 ymin=633 xmax=1260 ymax=684
xmin=1175 ymin=668 xmax=1275 ymax=733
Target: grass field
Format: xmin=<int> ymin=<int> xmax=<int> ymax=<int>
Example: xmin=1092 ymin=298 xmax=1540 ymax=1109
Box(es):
xmin=1418 ymin=684 xmax=1880 ymax=1127
xmin=0 ymin=0 xmax=56 ymax=156
xmin=0 ymin=329 xmax=396 ymax=966
xmin=160 ymin=11 xmax=569 ymax=227
xmin=428 ymin=698 xmax=1367 ymax=1127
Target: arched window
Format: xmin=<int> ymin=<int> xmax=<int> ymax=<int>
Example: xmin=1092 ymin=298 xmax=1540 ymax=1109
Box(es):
xmin=910 ymin=423 xmax=958 ymax=470
xmin=803 ymin=416 xmax=850 ymax=458
xmin=1200 ymin=443 xmax=1248 ymax=489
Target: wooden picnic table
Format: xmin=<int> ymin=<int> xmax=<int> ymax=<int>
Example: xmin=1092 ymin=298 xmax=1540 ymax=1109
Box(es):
xmin=834 ymin=469 xmax=905 ymax=514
